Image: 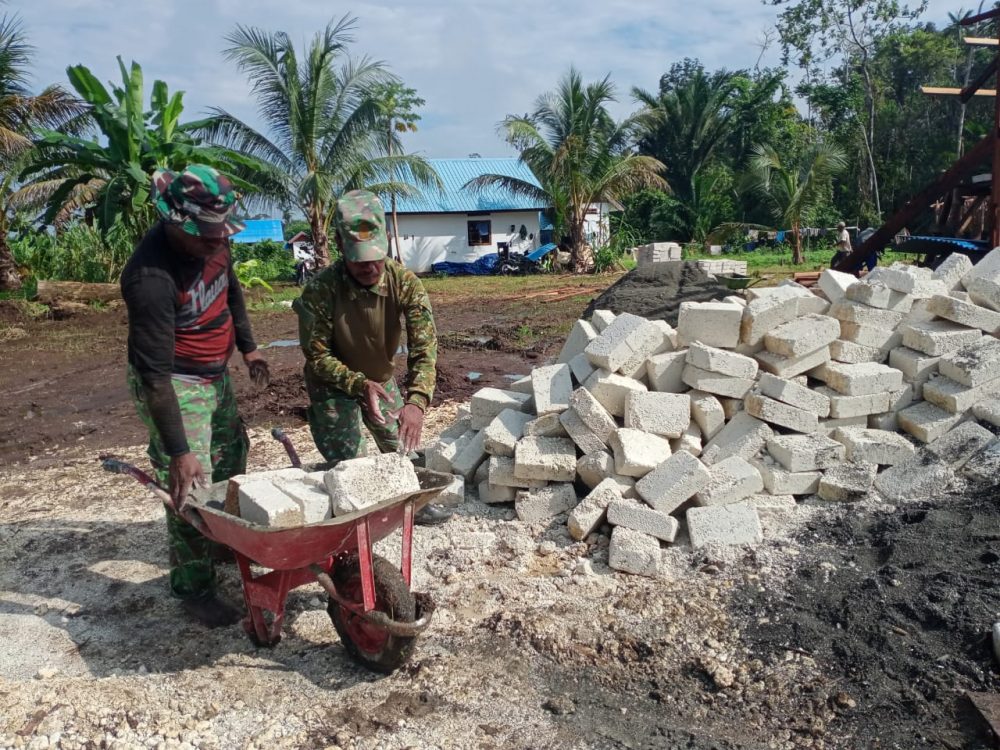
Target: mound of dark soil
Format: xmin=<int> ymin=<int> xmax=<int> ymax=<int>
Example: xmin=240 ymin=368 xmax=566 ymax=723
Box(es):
xmin=738 ymin=488 xmax=1000 ymax=748
xmin=582 ymin=262 xmax=733 ymax=325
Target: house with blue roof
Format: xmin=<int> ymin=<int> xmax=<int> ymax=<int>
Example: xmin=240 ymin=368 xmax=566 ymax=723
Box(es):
xmin=230 ymin=218 xmax=284 ymax=244
xmin=386 ymin=157 xmax=551 ymax=272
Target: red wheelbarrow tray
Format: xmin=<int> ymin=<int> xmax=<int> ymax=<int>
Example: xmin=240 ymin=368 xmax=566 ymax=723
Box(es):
xmin=188 ymin=467 xmax=454 ymax=571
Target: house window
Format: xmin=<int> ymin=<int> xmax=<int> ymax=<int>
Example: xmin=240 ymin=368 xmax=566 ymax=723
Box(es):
xmin=467 ymin=220 xmax=492 ymax=246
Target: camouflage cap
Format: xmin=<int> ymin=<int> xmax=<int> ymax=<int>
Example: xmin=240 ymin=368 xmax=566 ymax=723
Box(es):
xmin=152 ymin=164 xmax=245 ymax=238
xmin=335 ymin=190 xmax=388 ymax=262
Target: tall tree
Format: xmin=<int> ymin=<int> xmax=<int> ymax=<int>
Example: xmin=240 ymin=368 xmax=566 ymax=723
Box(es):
xmin=195 ymin=16 xmax=439 ymax=266
xmin=748 ymin=140 xmax=847 ymax=263
xmin=0 ymin=14 xmax=83 ymax=290
xmin=771 ymin=0 xmax=928 ymax=220
xmin=467 ymin=68 xmax=667 ymax=271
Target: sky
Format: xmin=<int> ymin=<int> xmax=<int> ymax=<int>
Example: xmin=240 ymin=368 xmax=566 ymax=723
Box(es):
xmin=14 ymin=0 xmax=963 ymax=159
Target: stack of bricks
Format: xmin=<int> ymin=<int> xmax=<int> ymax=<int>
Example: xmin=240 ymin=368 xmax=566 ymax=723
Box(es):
xmin=422 ymin=254 xmax=1000 ymax=577
xmin=635 ymin=242 xmax=683 ymax=266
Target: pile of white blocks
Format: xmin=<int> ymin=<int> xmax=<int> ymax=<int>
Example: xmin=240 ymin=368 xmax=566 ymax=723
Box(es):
xmin=696 ymin=259 xmax=749 ymax=276
xmin=635 ymin=242 xmax=682 ymax=266
xmin=231 ymin=453 xmax=429 ymax=528
xmin=423 ymin=255 xmax=1000 ymax=576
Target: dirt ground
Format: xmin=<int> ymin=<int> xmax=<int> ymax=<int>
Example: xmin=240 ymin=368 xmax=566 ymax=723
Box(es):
xmin=1 ymin=276 xmax=999 ymax=749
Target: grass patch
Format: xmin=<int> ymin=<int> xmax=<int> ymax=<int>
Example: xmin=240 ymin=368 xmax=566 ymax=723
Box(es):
xmin=245 ymin=283 xmax=302 ymax=312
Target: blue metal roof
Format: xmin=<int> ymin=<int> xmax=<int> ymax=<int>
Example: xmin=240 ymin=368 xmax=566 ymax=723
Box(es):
xmin=231 ymin=219 xmax=284 ymax=244
xmin=388 ymin=158 xmax=548 ymax=214
xmin=896 ymin=235 xmax=991 ymax=253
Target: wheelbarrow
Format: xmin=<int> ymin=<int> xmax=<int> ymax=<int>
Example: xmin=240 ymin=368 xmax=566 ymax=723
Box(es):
xmin=101 ymin=436 xmax=452 ymax=674
xmin=716 ymin=272 xmax=766 ymax=291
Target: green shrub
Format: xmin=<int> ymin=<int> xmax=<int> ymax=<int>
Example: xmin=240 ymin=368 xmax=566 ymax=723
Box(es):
xmin=10 ymin=222 xmax=133 ymax=283
xmin=231 ymin=240 xmax=295 ymax=282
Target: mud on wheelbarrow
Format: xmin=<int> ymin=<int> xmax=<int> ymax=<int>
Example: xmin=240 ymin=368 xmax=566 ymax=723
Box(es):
xmin=102 ymin=448 xmax=452 ymax=674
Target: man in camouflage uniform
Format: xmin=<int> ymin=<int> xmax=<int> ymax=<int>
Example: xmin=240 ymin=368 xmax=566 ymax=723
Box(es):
xmin=121 ymin=164 xmax=269 ymax=627
xmin=293 ymin=190 xmax=451 ymax=525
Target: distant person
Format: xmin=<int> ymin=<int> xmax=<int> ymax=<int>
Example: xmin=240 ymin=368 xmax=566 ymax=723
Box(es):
xmin=120 ymin=165 xmax=269 ymax=628
xmin=293 ymin=190 xmax=451 ymax=525
xmin=831 ymin=221 xmax=852 ymax=266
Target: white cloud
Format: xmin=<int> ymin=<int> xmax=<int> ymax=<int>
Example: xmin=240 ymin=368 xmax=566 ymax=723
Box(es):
xmin=16 ymin=0 xmax=960 ymax=160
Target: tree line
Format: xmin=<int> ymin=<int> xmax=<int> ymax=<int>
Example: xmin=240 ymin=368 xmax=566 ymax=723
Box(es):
xmin=0 ymin=1 xmax=995 ymax=289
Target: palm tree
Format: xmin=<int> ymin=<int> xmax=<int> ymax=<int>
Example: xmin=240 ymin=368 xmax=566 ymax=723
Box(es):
xmin=467 ymin=68 xmax=667 ymax=271
xmin=0 ymin=13 xmax=84 ymax=290
xmin=194 ymin=16 xmax=440 ymax=266
xmin=748 ymin=141 xmax=847 ymax=264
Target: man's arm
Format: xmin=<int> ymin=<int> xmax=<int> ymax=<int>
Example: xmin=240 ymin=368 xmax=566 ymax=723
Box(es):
xmin=122 ymin=273 xmax=189 ymax=456
xmin=399 ymin=269 xmax=438 ymax=410
xmin=292 ymin=279 xmax=368 ymax=396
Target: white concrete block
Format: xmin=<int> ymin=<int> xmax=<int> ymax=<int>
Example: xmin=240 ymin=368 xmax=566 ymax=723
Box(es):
xmin=557 ymin=319 xmax=598 ymax=364
xmin=438 ymin=475 xmax=465 ymax=507
xmin=966 ymin=272 xmax=1000 ymax=312
xmin=830 ymin=339 xmax=886 ymax=364
xmin=938 ymin=337 xmax=1000 ymax=386
xmin=568 ymin=352 xmax=597 ymax=386
xmin=325 ymin=453 xmax=421 ymax=516
xmin=764 ymin=314 xmax=841 ymax=358
xmin=508 ymin=375 xmax=533 ymax=394
xmin=756 ymin=345 xmax=831 ymax=379
xmin=719 ymin=396 xmax=744 ymax=420
xmin=568 ymin=478 xmax=620 ymax=540
xmin=470 ymin=387 xmax=533 ymax=429
xmin=687 ymin=503 xmax=763 ymax=548
xmin=829 ymin=299 xmax=906 ymax=331
xmin=451 ymin=430 xmax=489 ymax=480
xmin=590 ymin=309 xmax=617 ymax=333
xmin=831 ymin=427 xmax=915 ymax=466
xmin=609 ymin=526 xmax=661 ymax=577
xmin=701 ymin=412 xmax=774 ymax=466
xmin=515 ymin=483 xmax=578 ymax=523
xmin=681 ymin=364 xmax=755 ymax=399
xmin=745 ymin=391 xmax=819 ymax=433
xmin=765 ymin=433 xmax=846 ymax=472
xmin=646 ymin=349 xmax=689 ymax=393
xmin=923 ymin=373 xmax=1000 ymax=414
xmin=584 ymin=312 xmax=660 ymax=372
xmin=686 ymin=341 xmax=759 ymax=379
xmin=818 ymin=462 xmax=877 ymax=502
xmin=816 ymin=386 xmax=891 ymax=419
xmin=815 ymin=415 xmax=870 ymax=433
xmin=239 ymin=480 xmax=305 ymax=527
xmin=874 ymin=455 xmax=955 ymax=503
xmin=756 ymin=372 xmax=830 ymax=417
xmin=740 ymin=291 xmax=801 ymax=347
xmin=868 ymin=412 xmax=899 ymax=432
xmin=878 ymin=263 xmax=947 ymax=297
xmin=559 ymin=408 xmax=607 ymax=455
xmin=962 ymin=247 xmax=1000 ymax=286
xmin=927 ymin=294 xmax=1000 ymax=334
xmin=576 ymin=451 xmax=614 ymax=490
xmin=961 ymin=440 xmax=1000 ymax=483
xmin=888 ymin=383 xmax=916 ymax=412
xmin=924 ymin=421 xmax=996 ymax=468
xmin=488 ymin=455 xmax=548 ymax=489
xmin=689 ymin=390 xmax=725 ymax=441
xmin=751 ymin=456 xmax=821 ymax=496
xmin=483 ymin=409 xmax=535 ymax=457
xmin=609 ymin=428 xmax=672 ymax=478
xmin=570 ymin=387 xmax=618 ymax=443
xmin=523 ymin=412 xmax=569 ymax=437
xmin=677 ymin=301 xmax=742 ymax=348
xmin=618 ymin=322 xmax=674 ymax=379
xmin=818 ymin=269 xmax=856 ymax=303
xmin=745 ymin=493 xmax=797 ymax=517
xmin=900 ymin=320 xmax=982 ymax=357
xmin=724 ymin=295 xmax=747 ymax=307
xmin=900 ymin=297 xmax=937 ymax=326
xmin=583 ymin=369 xmax=648 ymax=418
xmin=933 ymin=253 xmax=974 ymax=291
xmin=821 ymin=361 xmax=903 ymax=396
xmin=438 ymin=414 xmax=473 ymax=442
xmin=514 ymin=436 xmax=578 ymax=482
xmin=670 ymin=422 xmax=704 ymax=458
xmin=608 ymin=497 xmax=679 ymax=542
xmin=897 ymin=401 xmax=964 ymax=443
xmin=274 ymin=480 xmax=332 ymax=524
xmin=425 ymin=430 xmax=475 ymax=474
xmin=972 ymin=398 xmax=1000 ymax=427
xmin=695 ymin=455 xmax=764 ymax=506
xmin=478 ymin=480 xmax=517 ymax=504
xmin=635 ymin=449 xmax=712 ymax=514
xmin=531 ymin=364 xmax=572 ymax=416
xmin=624 ymin=391 xmax=691 ymax=438
xmin=839 ymin=322 xmax=902 ymax=350
xmin=845 ymin=281 xmax=913 ymax=312
xmin=889 ymin=346 xmax=940 ymax=386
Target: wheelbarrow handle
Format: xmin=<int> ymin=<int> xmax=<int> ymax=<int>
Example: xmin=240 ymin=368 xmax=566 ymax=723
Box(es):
xmin=271 ymin=427 xmax=302 ymax=468
xmin=99 ymin=456 xmax=210 ymax=535
xmin=309 ymin=565 xmax=436 ymax=637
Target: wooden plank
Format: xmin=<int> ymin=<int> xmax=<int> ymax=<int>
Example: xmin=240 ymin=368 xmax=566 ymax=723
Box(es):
xmin=962 ymin=55 xmax=1000 ymax=102
xmin=922 ymin=86 xmax=997 ymax=96
xmin=963 ymin=36 xmax=999 ymax=47
xmin=961 ymin=7 xmax=1000 ymax=25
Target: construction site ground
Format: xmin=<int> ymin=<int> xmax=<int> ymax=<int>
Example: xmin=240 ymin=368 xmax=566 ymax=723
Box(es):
xmin=0 ymin=273 xmax=998 ymax=749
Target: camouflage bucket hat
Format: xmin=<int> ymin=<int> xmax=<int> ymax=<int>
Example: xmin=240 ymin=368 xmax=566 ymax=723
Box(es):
xmin=335 ymin=190 xmax=388 ymax=262
xmin=152 ymin=164 xmax=245 ymax=238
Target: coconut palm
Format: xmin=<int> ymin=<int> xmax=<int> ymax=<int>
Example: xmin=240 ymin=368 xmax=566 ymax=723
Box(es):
xmin=467 ymin=68 xmax=667 ymax=271
xmin=0 ymin=13 xmax=84 ymax=290
xmin=748 ymin=141 xmax=847 ymax=263
xmin=193 ymin=16 xmax=440 ymax=266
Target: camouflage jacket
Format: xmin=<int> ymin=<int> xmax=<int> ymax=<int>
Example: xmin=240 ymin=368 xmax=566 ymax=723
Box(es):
xmin=293 ymin=259 xmax=437 ymax=410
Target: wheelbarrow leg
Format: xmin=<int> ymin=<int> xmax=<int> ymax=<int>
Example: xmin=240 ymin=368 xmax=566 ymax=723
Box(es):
xmin=236 ymin=553 xmax=271 ymax=645
xmin=401 ymin=500 xmax=414 ymax=587
xmin=355 ymin=518 xmax=376 ymax=612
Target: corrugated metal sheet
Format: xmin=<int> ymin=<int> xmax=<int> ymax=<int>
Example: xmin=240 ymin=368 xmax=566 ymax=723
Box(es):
xmin=231 ymin=219 xmax=284 ymax=244
xmin=389 ymin=158 xmax=547 ymax=214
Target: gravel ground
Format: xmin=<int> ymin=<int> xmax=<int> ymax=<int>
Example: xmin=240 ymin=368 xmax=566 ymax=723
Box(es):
xmin=0 ymin=405 xmax=996 ymax=749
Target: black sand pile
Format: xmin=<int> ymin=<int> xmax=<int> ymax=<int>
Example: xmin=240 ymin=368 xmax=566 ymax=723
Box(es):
xmin=583 ymin=261 xmax=734 ymax=326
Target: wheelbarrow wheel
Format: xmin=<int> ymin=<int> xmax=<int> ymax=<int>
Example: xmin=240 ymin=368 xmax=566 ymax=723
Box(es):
xmin=328 ymin=554 xmax=416 ymax=673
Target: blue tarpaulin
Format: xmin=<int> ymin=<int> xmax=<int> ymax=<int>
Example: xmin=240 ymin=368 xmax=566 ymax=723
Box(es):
xmin=431 ymin=253 xmax=501 ymax=276
xmin=525 ymin=242 xmax=557 ymax=262
xmin=231 ymin=219 xmax=284 ymax=244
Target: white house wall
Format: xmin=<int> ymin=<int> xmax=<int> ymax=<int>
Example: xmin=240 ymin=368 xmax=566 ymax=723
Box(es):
xmin=392 ymin=211 xmax=541 ymax=272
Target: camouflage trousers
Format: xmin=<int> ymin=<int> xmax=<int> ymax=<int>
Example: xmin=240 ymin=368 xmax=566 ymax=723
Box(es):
xmin=128 ymin=366 xmax=248 ymax=599
xmin=306 ymin=374 xmax=402 ymax=463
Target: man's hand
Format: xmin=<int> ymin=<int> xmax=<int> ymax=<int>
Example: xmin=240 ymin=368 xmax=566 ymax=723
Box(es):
xmin=362 ymin=380 xmax=392 ymax=425
xmin=397 ymin=404 xmax=424 ymax=454
xmin=169 ymin=453 xmax=206 ymax=510
xmin=244 ymin=349 xmax=270 ymax=388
